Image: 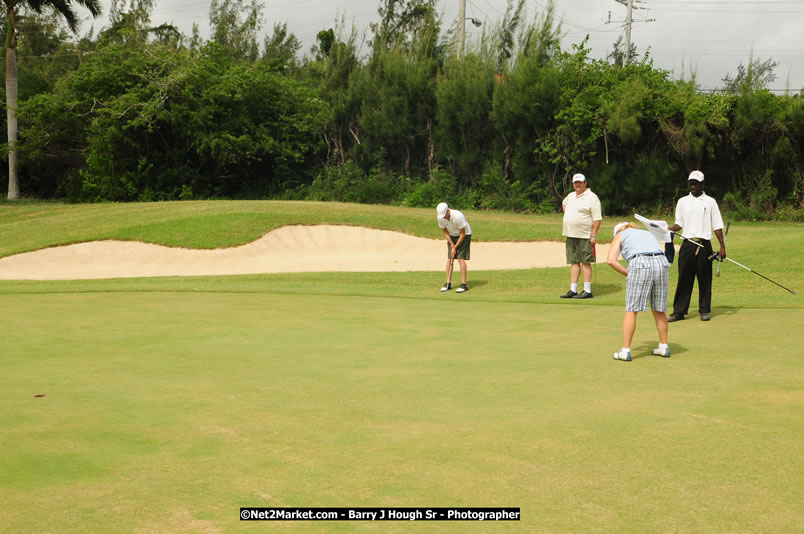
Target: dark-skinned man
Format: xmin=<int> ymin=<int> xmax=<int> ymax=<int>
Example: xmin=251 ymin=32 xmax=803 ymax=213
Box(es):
xmin=667 ymin=170 xmax=726 ymax=322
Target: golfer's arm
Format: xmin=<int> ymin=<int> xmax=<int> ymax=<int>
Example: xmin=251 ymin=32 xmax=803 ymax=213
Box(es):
xmin=590 ymin=220 xmax=601 ymax=240
xmin=454 ymin=228 xmax=466 ymax=247
xmin=442 ymin=228 xmax=454 ymax=245
xmin=607 ymin=237 xmax=627 ymax=276
xmin=714 ymin=228 xmax=726 ymax=253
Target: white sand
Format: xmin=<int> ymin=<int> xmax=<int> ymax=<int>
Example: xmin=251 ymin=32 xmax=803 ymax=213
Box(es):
xmin=0 ymin=224 xmax=610 ymax=280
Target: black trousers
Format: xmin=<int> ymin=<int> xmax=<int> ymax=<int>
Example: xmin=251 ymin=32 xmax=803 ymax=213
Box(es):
xmin=672 ymin=239 xmax=713 ymax=315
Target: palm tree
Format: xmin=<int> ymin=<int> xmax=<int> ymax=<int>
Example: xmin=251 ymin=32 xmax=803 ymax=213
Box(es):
xmin=5 ymin=0 xmax=101 ymax=199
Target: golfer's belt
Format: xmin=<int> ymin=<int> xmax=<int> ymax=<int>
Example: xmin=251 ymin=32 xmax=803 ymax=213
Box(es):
xmin=689 ymin=238 xmax=706 ymax=255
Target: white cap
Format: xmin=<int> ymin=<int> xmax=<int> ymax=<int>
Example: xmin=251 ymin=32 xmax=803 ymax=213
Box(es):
xmin=436 ymin=202 xmax=448 ymax=219
xmin=572 ymin=173 xmax=586 ymax=183
xmin=688 ymin=170 xmax=704 ymax=182
xmin=613 ymin=222 xmax=630 ymax=236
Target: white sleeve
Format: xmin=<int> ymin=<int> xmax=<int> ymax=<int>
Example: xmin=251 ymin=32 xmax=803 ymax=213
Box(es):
xmin=710 ymin=199 xmax=724 ymax=232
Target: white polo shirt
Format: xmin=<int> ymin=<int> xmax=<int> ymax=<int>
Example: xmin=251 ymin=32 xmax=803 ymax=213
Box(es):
xmin=562 ymin=189 xmax=602 ymax=238
xmin=674 ymin=192 xmax=724 ymax=240
xmin=438 ymin=209 xmax=472 ymax=236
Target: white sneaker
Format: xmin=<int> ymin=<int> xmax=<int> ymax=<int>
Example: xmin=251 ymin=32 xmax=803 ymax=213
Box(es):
xmin=651 ymin=346 xmax=671 ymax=357
xmin=612 ymin=349 xmax=632 ymax=361
xmin=440 ymin=283 xmax=451 ymax=292
xmin=456 ymin=283 xmax=468 ymax=293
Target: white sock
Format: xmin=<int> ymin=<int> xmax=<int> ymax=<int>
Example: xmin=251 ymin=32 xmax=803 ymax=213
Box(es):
xmin=570 ymin=283 xmax=578 ymax=292
xmin=584 ymin=282 xmax=592 ymax=293
xmin=621 ymin=347 xmax=630 ymax=353
xmin=659 ymin=343 xmax=668 ymax=349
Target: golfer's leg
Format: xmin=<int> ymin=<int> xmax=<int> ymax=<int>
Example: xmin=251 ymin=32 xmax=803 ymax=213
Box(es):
xmin=570 ymin=263 xmax=581 ymax=284
xmin=672 ymin=242 xmax=695 ymax=315
xmin=458 ymin=259 xmax=467 ymax=284
xmin=696 ymin=250 xmax=713 ymax=313
xmin=622 ymin=312 xmax=638 ymax=349
xmin=581 ymin=263 xmax=592 ymax=283
xmin=652 ymin=310 xmax=668 ymax=345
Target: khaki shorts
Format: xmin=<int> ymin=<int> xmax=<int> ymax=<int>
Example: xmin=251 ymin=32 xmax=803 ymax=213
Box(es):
xmin=565 ymin=237 xmax=595 ymax=264
xmin=447 ymin=235 xmax=471 ymax=260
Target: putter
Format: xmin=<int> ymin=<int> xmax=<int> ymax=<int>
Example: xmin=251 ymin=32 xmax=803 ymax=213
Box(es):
xmin=707 ymin=252 xmax=796 ymax=294
xmin=651 ymin=224 xmax=796 ymax=295
xmin=446 ymin=251 xmax=456 ymax=288
xmin=716 ymin=222 xmax=730 ymax=278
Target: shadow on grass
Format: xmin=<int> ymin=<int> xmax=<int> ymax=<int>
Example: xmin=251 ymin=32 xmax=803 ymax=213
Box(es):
xmin=631 ymin=341 xmax=690 ymax=359
xmin=678 ymin=306 xmax=743 ymax=321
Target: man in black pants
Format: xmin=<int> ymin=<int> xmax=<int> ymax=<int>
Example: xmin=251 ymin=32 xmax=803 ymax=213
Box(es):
xmin=667 ymin=171 xmax=727 ymax=322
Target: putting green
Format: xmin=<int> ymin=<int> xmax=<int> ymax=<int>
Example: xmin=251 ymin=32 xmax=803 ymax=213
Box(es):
xmin=2 ymin=286 xmax=802 ymax=532
xmin=2 ymin=202 xmax=801 ymax=531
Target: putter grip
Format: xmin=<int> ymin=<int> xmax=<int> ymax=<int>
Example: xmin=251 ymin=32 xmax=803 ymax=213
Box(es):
xmin=708 ymin=252 xmax=719 ymax=261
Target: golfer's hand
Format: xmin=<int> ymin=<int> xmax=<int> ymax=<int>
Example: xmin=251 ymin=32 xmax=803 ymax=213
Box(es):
xmin=451 ymin=245 xmax=458 ymax=257
xmin=718 ymin=249 xmax=726 ymax=261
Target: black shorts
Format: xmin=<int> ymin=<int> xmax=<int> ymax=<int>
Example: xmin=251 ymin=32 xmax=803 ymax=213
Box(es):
xmin=447 ymin=235 xmax=471 ymax=260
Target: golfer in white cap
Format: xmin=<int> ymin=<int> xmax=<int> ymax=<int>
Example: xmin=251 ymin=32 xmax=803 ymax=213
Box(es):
xmin=560 ymin=173 xmax=602 ymax=299
xmin=436 ymin=202 xmax=471 ymax=293
xmin=608 ymin=222 xmax=671 ymax=361
xmin=666 ymin=170 xmax=726 ymax=322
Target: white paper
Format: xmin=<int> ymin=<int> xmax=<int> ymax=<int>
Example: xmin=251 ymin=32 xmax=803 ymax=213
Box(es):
xmin=634 ymin=213 xmax=671 ymax=245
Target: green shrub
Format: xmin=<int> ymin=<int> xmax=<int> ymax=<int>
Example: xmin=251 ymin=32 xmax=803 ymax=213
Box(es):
xmin=401 ymin=168 xmax=456 ymax=208
xmin=305 ymin=161 xmax=406 ymax=204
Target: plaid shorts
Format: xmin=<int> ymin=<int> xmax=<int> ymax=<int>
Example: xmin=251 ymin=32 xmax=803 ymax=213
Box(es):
xmin=625 ymin=255 xmax=670 ymax=312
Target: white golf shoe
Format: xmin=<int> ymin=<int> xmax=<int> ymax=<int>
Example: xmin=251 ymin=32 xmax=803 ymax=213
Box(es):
xmin=651 ymin=346 xmax=671 ymax=357
xmin=612 ymin=349 xmax=632 ymax=361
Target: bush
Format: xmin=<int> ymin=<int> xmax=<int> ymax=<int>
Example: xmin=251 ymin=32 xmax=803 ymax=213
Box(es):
xmin=305 ymin=161 xmax=406 ymax=204
xmin=469 ymin=164 xmax=539 ymax=212
xmin=774 ymin=202 xmax=804 ymax=222
xmin=401 ymin=168 xmax=456 ymax=208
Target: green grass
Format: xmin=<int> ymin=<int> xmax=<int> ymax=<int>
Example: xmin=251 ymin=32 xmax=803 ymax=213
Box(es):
xmin=1 ymin=200 xmax=803 ymax=532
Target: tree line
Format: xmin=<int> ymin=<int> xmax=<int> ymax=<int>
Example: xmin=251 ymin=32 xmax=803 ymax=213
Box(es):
xmin=3 ymin=0 xmax=803 ymax=219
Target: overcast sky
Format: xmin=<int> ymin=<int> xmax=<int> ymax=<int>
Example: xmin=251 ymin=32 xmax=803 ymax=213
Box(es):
xmin=88 ymin=0 xmax=804 ymax=93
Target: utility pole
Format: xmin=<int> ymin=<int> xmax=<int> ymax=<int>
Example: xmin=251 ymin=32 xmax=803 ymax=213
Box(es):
xmin=458 ymin=0 xmax=466 ymax=59
xmin=611 ymin=0 xmax=653 ymax=65
xmin=624 ymin=0 xmax=634 ymax=64
xmin=457 ymin=0 xmax=481 ymax=59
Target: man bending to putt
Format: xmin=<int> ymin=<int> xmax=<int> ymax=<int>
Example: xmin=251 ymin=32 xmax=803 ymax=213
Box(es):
xmin=436 ymin=202 xmax=471 ymax=293
xmin=607 ymin=222 xmax=671 ymax=362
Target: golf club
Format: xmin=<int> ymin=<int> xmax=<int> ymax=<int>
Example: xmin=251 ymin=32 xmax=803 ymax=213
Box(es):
xmin=716 ymin=222 xmax=730 ymax=278
xmin=446 ymin=251 xmax=456 ymax=288
xmin=649 ymin=223 xmax=796 ymax=295
xmin=706 ymin=251 xmax=796 ymax=294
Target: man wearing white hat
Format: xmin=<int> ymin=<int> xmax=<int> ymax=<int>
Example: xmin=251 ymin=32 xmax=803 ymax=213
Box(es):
xmin=667 ymin=170 xmax=727 ymax=322
xmin=560 ymin=173 xmax=602 ymax=299
xmin=436 ymin=202 xmax=471 ymax=293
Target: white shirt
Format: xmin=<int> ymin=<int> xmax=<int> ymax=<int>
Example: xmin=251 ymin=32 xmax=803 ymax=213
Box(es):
xmin=562 ymin=189 xmax=602 ymax=238
xmin=674 ymin=192 xmax=724 ymax=240
xmin=438 ymin=209 xmax=472 ymax=236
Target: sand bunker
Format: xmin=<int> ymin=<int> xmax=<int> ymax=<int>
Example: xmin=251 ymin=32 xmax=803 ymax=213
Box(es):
xmin=0 ymin=225 xmax=610 ymax=280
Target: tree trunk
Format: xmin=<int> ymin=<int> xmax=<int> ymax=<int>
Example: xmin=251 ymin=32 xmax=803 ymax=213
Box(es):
xmin=426 ymin=119 xmax=434 ymax=180
xmin=6 ymin=23 xmax=19 ymax=199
